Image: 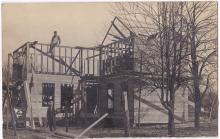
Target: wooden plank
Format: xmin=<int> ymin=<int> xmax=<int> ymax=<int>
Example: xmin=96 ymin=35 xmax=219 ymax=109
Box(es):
xmin=74 ymin=56 xmax=77 ymax=70
xmin=59 ymin=47 xmax=61 ymax=73
xmin=99 ymin=48 xmax=102 ymax=75
xmin=97 ymin=36 xmax=131 ymax=50
xmin=65 ymin=49 xmax=80 ymax=73
xmin=70 ymin=48 xmax=73 ymax=74
xmin=123 ymin=91 xmax=130 ymax=137
xmin=101 ymin=17 xmax=117 ymax=45
xmin=24 ymin=81 xmax=35 ymax=129
xmin=115 ymin=17 xmax=133 ymax=33
xmin=80 ymin=49 xmax=83 ymax=75
xmin=34 ymin=45 xmax=36 ymax=70
xmin=108 ymin=33 xmax=123 ymax=40
xmin=78 ymin=49 xmax=81 ymax=74
xmin=112 ymin=23 xmax=126 ymax=39
xmin=26 ymin=43 xmax=30 ymax=73
xmin=13 ymin=42 xmax=28 ymax=54
xmin=86 ymin=52 xmax=104 ymax=60
xmin=87 ymin=50 xmax=89 ymax=74
xmin=37 ymin=42 xmax=80 ymax=49
xmin=83 ymin=60 xmax=85 ymax=75
xmin=40 ymin=45 xmax=43 ymax=73
xmin=76 ymin=113 xmax=109 ymax=138
xmin=52 ymin=48 xmax=55 ymax=73
xmin=47 ymin=46 xmax=49 ymax=72
xmin=103 ymin=48 xmax=106 ymax=75
xmin=93 ymin=50 xmax=95 ymax=75
xmin=64 ymin=48 xmax=67 ymax=72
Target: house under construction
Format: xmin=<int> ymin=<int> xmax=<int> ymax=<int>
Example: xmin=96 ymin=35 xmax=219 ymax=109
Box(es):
xmin=7 ymin=17 xmax=192 ymax=129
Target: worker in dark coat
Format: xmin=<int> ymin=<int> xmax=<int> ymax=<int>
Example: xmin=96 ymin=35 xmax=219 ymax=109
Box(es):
xmin=48 ymin=31 xmax=61 ymax=56
xmin=47 ymin=100 xmax=56 ymax=132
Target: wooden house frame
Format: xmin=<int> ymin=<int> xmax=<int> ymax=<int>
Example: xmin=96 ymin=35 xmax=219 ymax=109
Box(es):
xmin=8 ymin=17 xmax=190 ymax=128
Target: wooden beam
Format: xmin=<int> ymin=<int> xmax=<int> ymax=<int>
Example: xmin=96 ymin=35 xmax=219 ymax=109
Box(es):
xmin=58 ymin=47 xmax=60 ymax=73
xmin=13 ymin=42 xmax=28 ymax=54
xmin=47 ymin=46 xmax=49 ymax=73
xmin=52 ymin=48 xmax=55 ymax=73
xmin=79 ymin=50 xmax=81 ymax=74
xmin=30 ymin=45 xmax=80 ymax=76
xmin=96 ymin=36 xmax=131 ymax=49
xmin=115 ymin=16 xmax=133 ymax=33
xmin=130 ymin=34 xmax=135 ymax=70
xmin=80 ymin=49 xmax=83 ymax=75
xmin=123 ymin=91 xmax=130 ymax=137
xmin=108 ymin=33 xmax=123 ymax=40
xmin=101 ymin=17 xmax=117 ymax=45
xmin=112 ymin=23 xmax=126 ymax=39
xmin=34 ymin=45 xmax=36 ymax=70
xmin=70 ymin=48 xmax=73 ymax=73
xmin=87 ymin=50 xmax=89 ymax=74
xmin=37 ymin=43 xmax=75 ymax=49
xmin=26 ymin=43 xmax=30 ymax=73
xmin=40 ymin=44 xmax=43 ymax=73
xmin=75 ymin=46 xmax=95 ymax=50
xmin=93 ymin=50 xmax=95 ymax=75
xmin=65 ymin=48 xmax=67 ymax=72
xmin=103 ymin=48 xmax=106 ymax=75
xmin=106 ymin=46 xmax=109 ymax=74
xmin=65 ymin=50 xmax=80 ymax=73
xmin=99 ymin=48 xmax=102 ymax=75
xmin=86 ymin=52 xmax=104 ymax=60
xmin=76 ymin=113 xmax=109 ymax=138
xmin=24 ymin=81 xmax=36 ymax=129
xmin=83 ymin=60 xmax=85 ymax=75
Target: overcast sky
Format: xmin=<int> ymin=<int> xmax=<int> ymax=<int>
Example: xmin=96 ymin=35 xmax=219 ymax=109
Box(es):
xmin=2 ymin=3 xmax=114 ymax=64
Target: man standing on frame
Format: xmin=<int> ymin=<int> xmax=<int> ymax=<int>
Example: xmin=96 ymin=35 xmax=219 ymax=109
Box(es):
xmin=48 ymin=31 xmax=61 ymax=56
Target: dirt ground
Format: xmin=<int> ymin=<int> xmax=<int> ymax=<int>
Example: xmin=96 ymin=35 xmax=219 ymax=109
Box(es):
xmin=3 ymin=121 xmax=218 ymax=139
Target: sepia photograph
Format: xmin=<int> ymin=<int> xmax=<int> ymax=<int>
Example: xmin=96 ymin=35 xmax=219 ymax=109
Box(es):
xmin=2 ymin=2 xmax=218 ymax=138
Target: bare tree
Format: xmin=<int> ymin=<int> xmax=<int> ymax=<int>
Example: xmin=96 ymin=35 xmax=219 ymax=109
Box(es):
xmin=184 ymin=1 xmax=217 ymax=128
xmin=114 ymin=1 xmax=217 ymax=135
xmin=114 ymin=2 xmax=189 ymax=136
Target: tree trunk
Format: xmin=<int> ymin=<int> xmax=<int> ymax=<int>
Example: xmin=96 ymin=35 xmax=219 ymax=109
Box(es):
xmin=194 ymin=83 xmax=201 ymax=129
xmin=168 ymin=109 xmax=175 ymax=136
xmin=168 ymin=80 xmax=175 ymax=136
xmin=190 ymin=3 xmax=201 ymax=129
xmin=192 ymin=62 xmax=201 ymax=129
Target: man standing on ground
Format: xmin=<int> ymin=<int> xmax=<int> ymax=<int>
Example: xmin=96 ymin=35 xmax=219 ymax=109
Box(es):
xmin=47 ymin=100 xmax=56 ymax=132
xmin=48 ymin=31 xmax=61 ymax=56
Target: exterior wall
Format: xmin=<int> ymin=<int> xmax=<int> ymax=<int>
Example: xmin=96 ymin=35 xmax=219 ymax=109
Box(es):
xmin=132 ymin=35 xmax=190 ymax=124
xmin=134 ymin=88 xmax=189 ymax=124
xmin=26 ymin=73 xmax=79 ymax=118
